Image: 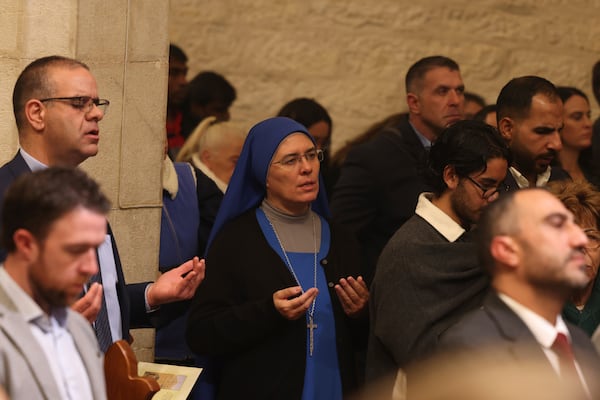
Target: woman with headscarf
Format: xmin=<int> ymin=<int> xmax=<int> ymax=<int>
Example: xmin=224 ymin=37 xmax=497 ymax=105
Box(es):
xmin=186 ymin=117 xmax=369 ymax=399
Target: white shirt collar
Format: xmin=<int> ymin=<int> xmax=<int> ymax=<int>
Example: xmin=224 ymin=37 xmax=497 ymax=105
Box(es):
xmin=509 ymin=166 xmax=552 ymax=188
xmin=19 ymin=148 xmax=47 ymax=172
xmin=497 ymin=292 xmax=570 ymax=349
xmin=415 ymin=192 xmax=465 ymax=242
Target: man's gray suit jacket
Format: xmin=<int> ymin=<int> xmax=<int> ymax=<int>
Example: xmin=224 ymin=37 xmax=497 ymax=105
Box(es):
xmin=0 ymin=278 xmax=106 ymax=399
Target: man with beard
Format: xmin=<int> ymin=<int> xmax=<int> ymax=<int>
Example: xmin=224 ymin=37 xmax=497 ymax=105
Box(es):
xmin=496 ymin=76 xmax=570 ymax=189
xmin=331 ymin=55 xmax=465 ymax=284
xmin=366 ymin=120 xmax=510 ymax=393
xmin=438 ymin=189 xmax=600 ymax=399
xmin=0 ymin=167 xmax=108 ymax=399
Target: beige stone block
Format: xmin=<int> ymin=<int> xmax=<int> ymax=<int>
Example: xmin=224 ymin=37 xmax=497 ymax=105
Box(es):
xmin=0 ymin=2 xmax=20 ymax=54
xmin=79 ymin=62 xmax=125 ymax=204
xmin=131 ymin=329 xmax=155 ymax=362
xmin=77 ymin=0 xmax=128 ymax=61
xmin=119 ymin=61 xmax=166 ymax=208
xmin=127 ymin=0 xmax=169 ymax=62
xmin=108 ymin=208 xmax=161 ymax=284
xmin=20 ymin=1 xmax=77 ymax=57
xmin=0 ymin=58 xmax=21 ymax=164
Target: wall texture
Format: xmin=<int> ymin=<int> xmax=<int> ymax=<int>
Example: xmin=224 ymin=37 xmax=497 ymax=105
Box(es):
xmin=0 ymin=0 xmax=169 ymax=361
xmin=170 ymin=0 xmax=600 ymax=152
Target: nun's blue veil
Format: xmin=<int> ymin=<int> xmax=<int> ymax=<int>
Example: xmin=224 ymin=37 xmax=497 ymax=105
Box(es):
xmin=205 ymin=117 xmax=330 ymax=254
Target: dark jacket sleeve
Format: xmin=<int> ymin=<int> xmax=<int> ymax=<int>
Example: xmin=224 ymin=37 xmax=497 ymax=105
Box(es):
xmin=186 ymin=212 xmax=297 ymax=356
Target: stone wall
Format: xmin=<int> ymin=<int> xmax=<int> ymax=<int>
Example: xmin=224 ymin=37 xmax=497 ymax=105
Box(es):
xmin=170 ymin=0 xmax=600 ymax=152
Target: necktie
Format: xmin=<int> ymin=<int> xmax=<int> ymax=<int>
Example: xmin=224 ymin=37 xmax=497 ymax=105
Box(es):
xmin=551 ymin=332 xmax=588 ymax=398
xmin=552 ymin=333 xmax=578 ymax=378
xmin=89 ymin=267 xmax=113 ymax=353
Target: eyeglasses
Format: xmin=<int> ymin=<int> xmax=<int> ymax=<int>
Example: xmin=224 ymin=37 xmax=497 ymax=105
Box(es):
xmin=583 ymin=228 xmax=600 ymax=250
xmin=272 ymin=149 xmax=324 ymax=168
xmin=465 ymin=176 xmax=509 ymax=200
xmin=40 ymin=96 xmax=110 ymax=115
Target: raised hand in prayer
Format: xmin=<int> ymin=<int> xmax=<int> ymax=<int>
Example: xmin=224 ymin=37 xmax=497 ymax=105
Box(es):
xmin=147 ymin=257 xmax=205 ymax=308
xmin=334 ymin=276 xmax=369 ymax=318
xmin=273 ymin=286 xmax=319 ymax=320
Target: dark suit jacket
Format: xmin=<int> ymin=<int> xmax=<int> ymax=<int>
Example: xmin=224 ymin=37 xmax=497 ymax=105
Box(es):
xmin=194 ymin=166 xmax=224 ymax=257
xmin=0 ymin=152 xmax=151 ymax=337
xmin=330 ymin=115 xmax=432 ymax=284
xmin=439 ymin=292 xmax=600 ymax=397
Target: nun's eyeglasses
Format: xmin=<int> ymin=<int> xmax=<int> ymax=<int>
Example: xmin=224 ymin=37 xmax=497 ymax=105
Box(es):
xmin=272 ymin=149 xmax=324 ymax=168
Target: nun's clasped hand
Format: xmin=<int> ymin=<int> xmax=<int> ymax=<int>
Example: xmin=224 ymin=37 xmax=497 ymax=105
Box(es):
xmin=334 ymin=276 xmax=369 ymax=318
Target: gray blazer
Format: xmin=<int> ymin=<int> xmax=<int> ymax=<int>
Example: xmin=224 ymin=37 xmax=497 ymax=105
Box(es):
xmin=439 ymin=292 xmax=600 ymax=397
xmin=0 ymin=283 xmax=106 ymax=399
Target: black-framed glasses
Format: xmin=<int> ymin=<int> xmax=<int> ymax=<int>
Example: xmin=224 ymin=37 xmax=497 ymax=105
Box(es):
xmin=40 ymin=96 xmax=110 ymax=114
xmin=583 ymin=228 xmax=600 ymax=250
xmin=272 ymin=149 xmax=324 ymax=168
xmin=465 ymin=176 xmax=508 ymax=200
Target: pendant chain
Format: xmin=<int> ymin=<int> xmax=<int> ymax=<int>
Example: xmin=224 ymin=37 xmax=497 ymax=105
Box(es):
xmin=266 ymin=211 xmax=318 ymax=355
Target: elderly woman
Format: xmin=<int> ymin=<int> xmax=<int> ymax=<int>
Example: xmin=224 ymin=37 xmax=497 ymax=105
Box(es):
xmin=548 ymin=179 xmax=600 ymax=336
xmin=186 ymin=117 xmax=369 ymax=399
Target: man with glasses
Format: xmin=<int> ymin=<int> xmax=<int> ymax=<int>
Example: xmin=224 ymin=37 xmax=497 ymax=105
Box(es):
xmin=366 ymin=120 xmax=510 ymax=393
xmin=0 ymin=55 xmax=205 ymax=352
xmin=496 ymin=75 xmax=570 ymax=190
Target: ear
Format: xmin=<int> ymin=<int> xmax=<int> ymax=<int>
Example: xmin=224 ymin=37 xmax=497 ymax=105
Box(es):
xmin=13 ymin=229 xmax=39 ymax=262
xmin=442 ymin=164 xmax=459 ymax=190
xmin=406 ymin=93 xmax=420 ymax=114
xmin=199 ymin=149 xmax=211 ymax=165
xmin=498 ymin=117 xmax=514 ymax=143
xmin=23 ymin=99 xmax=46 ymax=131
xmin=490 ymin=235 xmax=519 ymax=269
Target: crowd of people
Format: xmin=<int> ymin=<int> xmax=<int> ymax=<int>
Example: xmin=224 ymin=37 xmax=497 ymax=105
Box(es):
xmin=0 ymin=46 xmax=599 ymax=400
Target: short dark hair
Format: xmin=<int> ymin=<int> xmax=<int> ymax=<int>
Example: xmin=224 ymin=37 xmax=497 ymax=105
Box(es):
xmin=277 ymin=97 xmax=332 ymax=135
xmin=427 ymin=119 xmax=511 ymax=195
xmin=405 ymin=56 xmax=460 ymax=94
xmin=476 ymin=189 xmax=521 ymax=272
xmin=473 ymin=104 xmax=497 ymax=123
xmin=496 ymin=76 xmax=560 ymax=123
xmin=169 ymin=44 xmax=188 ymax=63
xmin=592 ymin=60 xmax=600 ymax=106
xmin=556 ymin=86 xmax=589 ymax=104
xmin=1 ymin=167 xmax=111 ymax=252
xmin=13 ymin=56 xmax=89 ymax=130
xmin=464 ymin=91 xmax=486 ymax=108
xmin=186 ymin=71 xmax=236 ymax=106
